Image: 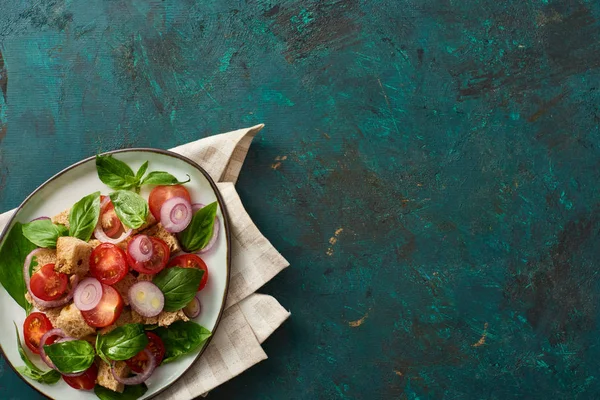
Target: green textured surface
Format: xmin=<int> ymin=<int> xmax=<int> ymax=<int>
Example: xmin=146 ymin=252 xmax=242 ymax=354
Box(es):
xmin=2 ymin=0 xmax=600 ymax=399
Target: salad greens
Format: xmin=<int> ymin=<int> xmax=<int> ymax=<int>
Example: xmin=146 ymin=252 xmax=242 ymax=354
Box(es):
xmin=177 ymin=202 xmax=218 ymax=252
xmin=0 ymin=222 xmax=37 ymax=312
xmin=96 ymin=323 xmax=149 ymax=363
xmin=69 ymin=191 xmax=101 ymax=241
xmin=94 ymin=383 xmax=148 ymax=400
xmin=44 ymin=340 xmax=96 ymax=374
xmin=22 ymin=219 xmax=68 ymax=248
xmin=153 ymin=267 xmax=203 ymax=312
xmin=14 ymin=323 xmax=61 ymax=384
xmin=96 ymin=155 xmax=189 ymax=193
xmin=155 ymin=321 xmax=212 ymax=363
xmin=109 ymin=191 xmax=149 ymax=229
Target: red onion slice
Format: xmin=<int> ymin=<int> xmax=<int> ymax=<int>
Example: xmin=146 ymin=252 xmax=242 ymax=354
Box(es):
xmin=73 ymin=278 xmax=103 ymax=311
xmin=191 ymin=203 xmax=220 ymax=254
xmin=39 ymin=328 xmax=67 ymax=369
xmin=128 ymin=235 xmax=153 ymax=263
xmin=94 ymin=196 xmax=132 ymax=244
xmin=24 ymin=249 xmax=79 ymax=309
xmin=112 ymin=349 xmax=156 ymax=385
xmin=30 ymin=216 xmax=51 ymax=222
xmin=128 ymin=281 xmax=164 ymax=317
xmin=161 ymin=196 xmax=192 ymax=233
xmin=182 ymin=294 xmax=201 ymax=318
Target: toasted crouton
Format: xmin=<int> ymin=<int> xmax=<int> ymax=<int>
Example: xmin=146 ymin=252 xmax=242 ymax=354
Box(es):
xmin=137 ymin=273 xmax=153 ymax=282
xmin=45 ymin=307 xmax=63 ymax=326
xmin=56 ymin=236 xmax=94 ymax=276
xmin=54 ymin=304 xmax=96 ymax=338
xmin=88 ymin=239 xmax=101 ymax=248
xmin=99 ymin=309 xmax=137 ymax=335
xmin=98 ymin=360 xmax=129 ymax=393
xmin=51 ymin=208 xmax=70 ymax=229
xmin=32 ymin=249 xmax=57 ymax=272
xmin=113 ymin=273 xmax=136 ymax=305
xmin=141 ymin=223 xmax=181 ymax=253
xmin=130 ymin=309 xmax=144 ymax=324
xmin=158 ymin=310 xmax=189 ymax=327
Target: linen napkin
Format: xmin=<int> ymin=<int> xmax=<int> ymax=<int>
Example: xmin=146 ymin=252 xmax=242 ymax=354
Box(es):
xmin=0 ymin=124 xmax=290 ymax=399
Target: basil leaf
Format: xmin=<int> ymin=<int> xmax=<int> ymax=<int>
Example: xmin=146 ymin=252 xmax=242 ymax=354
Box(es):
xmin=22 ymin=219 xmax=68 ymax=248
xmin=44 ymin=340 xmax=95 ymax=374
xmin=96 ymin=155 xmax=137 ymax=190
xmin=14 ymin=322 xmax=61 ymax=384
xmin=155 ymin=321 xmax=211 ymax=363
xmin=177 ymin=202 xmax=218 ymax=252
xmin=109 ymin=190 xmax=149 ymax=229
xmin=69 ymin=191 xmax=101 ymax=241
xmin=141 ymin=171 xmax=190 ymax=186
xmin=0 ymin=223 xmax=37 ymax=311
xmin=153 ymin=267 xmax=203 ymax=312
xmin=94 ymin=383 xmax=148 ymax=400
xmin=135 ymin=161 xmax=149 ymax=181
xmin=96 ymin=323 xmax=148 ymax=361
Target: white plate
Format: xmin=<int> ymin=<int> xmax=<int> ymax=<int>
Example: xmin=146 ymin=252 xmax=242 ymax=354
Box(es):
xmin=0 ymin=149 xmax=230 ymax=399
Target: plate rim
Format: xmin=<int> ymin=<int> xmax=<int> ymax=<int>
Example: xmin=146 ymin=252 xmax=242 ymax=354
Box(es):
xmin=0 ymin=148 xmax=231 ymax=400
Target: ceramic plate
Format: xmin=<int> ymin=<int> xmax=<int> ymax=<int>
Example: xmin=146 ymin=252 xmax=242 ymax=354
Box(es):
xmin=0 ymin=149 xmax=230 ymax=399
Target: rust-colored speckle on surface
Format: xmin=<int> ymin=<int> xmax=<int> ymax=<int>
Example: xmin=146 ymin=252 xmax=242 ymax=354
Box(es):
xmin=326 ymin=227 xmax=343 ymax=256
xmin=349 ymin=311 xmax=369 ymax=327
xmin=472 ymin=322 xmax=489 ymax=347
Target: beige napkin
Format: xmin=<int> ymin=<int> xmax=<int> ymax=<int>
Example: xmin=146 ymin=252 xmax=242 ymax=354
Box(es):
xmin=0 ymin=124 xmax=291 ymax=398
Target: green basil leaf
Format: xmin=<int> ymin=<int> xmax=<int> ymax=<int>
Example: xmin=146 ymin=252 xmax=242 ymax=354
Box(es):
xmin=22 ymin=219 xmax=68 ymax=248
xmin=96 ymin=323 xmax=149 ymax=361
xmin=155 ymin=321 xmax=211 ymax=363
xmin=96 ymin=155 xmax=137 ymax=190
xmin=135 ymin=161 xmax=149 ymax=181
xmin=109 ymin=190 xmax=149 ymax=229
xmin=0 ymin=223 xmax=37 ymax=311
xmin=141 ymin=171 xmax=190 ymax=186
xmin=153 ymin=267 xmax=203 ymax=312
xmin=14 ymin=322 xmax=61 ymax=384
xmin=177 ymin=202 xmax=218 ymax=252
xmin=94 ymin=383 xmax=148 ymax=400
xmin=44 ymin=340 xmax=95 ymax=374
xmin=69 ymin=191 xmax=101 ymax=241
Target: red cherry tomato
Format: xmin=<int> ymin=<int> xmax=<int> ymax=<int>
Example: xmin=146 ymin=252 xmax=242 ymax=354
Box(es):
xmin=81 ymin=284 xmax=123 ymax=328
xmin=100 ymin=196 xmax=122 ymax=238
xmin=23 ymin=312 xmax=55 ymax=354
xmin=148 ymin=185 xmax=191 ymax=221
xmin=125 ymin=332 xmax=165 ymax=373
xmin=167 ymin=254 xmax=209 ymax=291
xmin=90 ymin=243 xmax=129 ymax=285
xmin=30 ymin=264 xmax=68 ymax=301
xmin=127 ymin=237 xmax=170 ymax=275
xmin=62 ymin=363 xmax=98 ymax=390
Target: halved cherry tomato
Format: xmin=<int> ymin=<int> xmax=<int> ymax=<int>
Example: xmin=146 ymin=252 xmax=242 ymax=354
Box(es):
xmin=30 ymin=264 xmax=68 ymax=301
xmin=90 ymin=243 xmax=129 ymax=285
xmin=81 ymin=284 xmax=123 ymax=328
xmin=100 ymin=195 xmax=122 ymax=238
xmin=148 ymin=185 xmax=191 ymax=220
xmin=125 ymin=332 xmax=165 ymax=373
xmin=127 ymin=237 xmax=170 ymax=275
xmin=62 ymin=363 xmax=98 ymax=390
xmin=167 ymin=254 xmax=209 ymax=291
xmin=23 ymin=312 xmax=55 ymax=354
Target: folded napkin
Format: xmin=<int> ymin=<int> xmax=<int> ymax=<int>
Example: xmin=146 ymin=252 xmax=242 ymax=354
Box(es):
xmin=0 ymin=124 xmax=290 ymax=399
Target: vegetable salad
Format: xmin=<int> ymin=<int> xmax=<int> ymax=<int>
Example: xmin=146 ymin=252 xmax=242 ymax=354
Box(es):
xmin=0 ymin=155 xmax=219 ymax=399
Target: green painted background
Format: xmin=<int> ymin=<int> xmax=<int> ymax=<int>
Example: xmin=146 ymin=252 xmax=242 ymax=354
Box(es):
xmin=2 ymin=0 xmax=600 ymax=399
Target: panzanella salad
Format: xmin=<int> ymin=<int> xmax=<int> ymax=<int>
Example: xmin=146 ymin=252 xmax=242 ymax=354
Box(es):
xmin=0 ymin=155 xmax=219 ymax=399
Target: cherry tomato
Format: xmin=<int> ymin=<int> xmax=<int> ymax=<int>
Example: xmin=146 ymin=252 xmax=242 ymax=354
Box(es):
xmin=125 ymin=332 xmax=165 ymax=373
xmin=90 ymin=243 xmax=129 ymax=285
xmin=62 ymin=363 xmax=98 ymax=390
xmin=23 ymin=312 xmax=55 ymax=354
xmin=127 ymin=237 xmax=170 ymax=275
xmin=81 ymin=284 xmax=123 ymax=328
xmin=100 ymin=195 xmax=122 ymax=238
xmin=167 ymin=254 xmax=209 ymax=291
xmin=30 ymin=264 xmax=68 ymax=301
xmin=148 ymin=185 xmax=191 ymax=221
